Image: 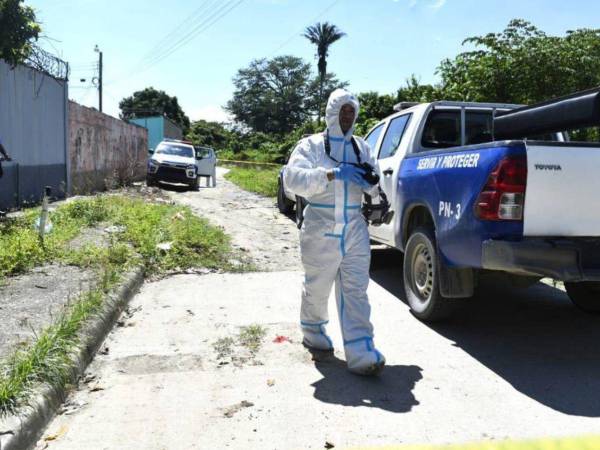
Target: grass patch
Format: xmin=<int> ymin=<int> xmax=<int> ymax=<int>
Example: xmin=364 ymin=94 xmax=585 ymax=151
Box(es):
xmin=238 ymin=324 xmax=267 ymax=354
xmin=224 ymin=166 xmax=280 ymax=197
xmin=0 ymin=244 xmax=120 ymax=416
xmin=0 ymin=194 xmax=235 ymax=415
xmin=0 ymin=195 xmax=233 ymax=280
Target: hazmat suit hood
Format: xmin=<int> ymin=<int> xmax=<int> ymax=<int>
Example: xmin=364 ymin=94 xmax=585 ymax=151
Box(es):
xmin=325 ymin=89 xmax=360 ymax=140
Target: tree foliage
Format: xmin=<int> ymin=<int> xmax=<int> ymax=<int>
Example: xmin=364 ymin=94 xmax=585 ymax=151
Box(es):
xmin=304 ymin=22 xmax=346 ymax=123
xmin=437 ymin=19 xmax=600 ymax=104
xmin=226 ymin=55 xmax=347 ymax=134
xmin=0 ymin=0 xmax=40 ymax=66
xmin=119 ymin=87 xmax=190 ymax=134
xmin=186 ymin=120 xmax=232 ymax=149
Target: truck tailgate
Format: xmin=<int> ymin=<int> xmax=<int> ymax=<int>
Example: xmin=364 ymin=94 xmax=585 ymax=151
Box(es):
xmin=524 ymin=143 xmax=600 ymax=236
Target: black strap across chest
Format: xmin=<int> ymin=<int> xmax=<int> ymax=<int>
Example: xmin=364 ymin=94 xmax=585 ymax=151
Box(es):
xmin=323 ymin=131 xmax=362 ymax=164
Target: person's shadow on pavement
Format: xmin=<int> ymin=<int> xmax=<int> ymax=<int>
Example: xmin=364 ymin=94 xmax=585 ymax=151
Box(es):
xmin=309 ymin=352 xmax=422 ymax=413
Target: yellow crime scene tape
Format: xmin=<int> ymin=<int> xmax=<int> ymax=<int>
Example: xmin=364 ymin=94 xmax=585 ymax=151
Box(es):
xmin=353 ymin=435 xmax=600 ymax=450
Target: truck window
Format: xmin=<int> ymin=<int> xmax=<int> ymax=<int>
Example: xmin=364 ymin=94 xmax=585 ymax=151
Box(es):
xmin=421 ymin=110 xmax=561 ymax=151
xmin=421 ymin=111 xmax=461 ymax=149
xmin=466 ymin=112 xmax=493 ymax=145
xmin=195 ymin=147 xmax=212 ymax=158
xmin=378 ymin=114 xmax=411 ymax=159
xmin=365 ymin=123 xmax=384 ymax=151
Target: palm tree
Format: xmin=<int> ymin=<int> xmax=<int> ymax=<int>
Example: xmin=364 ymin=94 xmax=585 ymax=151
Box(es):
xmin=303 ymin=22 xmax=346 ymax=124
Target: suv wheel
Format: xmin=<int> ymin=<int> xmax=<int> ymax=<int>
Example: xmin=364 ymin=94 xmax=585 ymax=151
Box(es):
xmin=277 ymin=178 xmax=294 ymax=214
xmin=403 ymin=227 xmax=453 ymax=322
xmin=295 ymin=196 xmax=307 ymax=225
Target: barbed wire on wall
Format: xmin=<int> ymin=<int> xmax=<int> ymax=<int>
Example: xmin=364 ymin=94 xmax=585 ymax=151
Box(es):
xmin=24 ymin=45 xmax=70 ymax=81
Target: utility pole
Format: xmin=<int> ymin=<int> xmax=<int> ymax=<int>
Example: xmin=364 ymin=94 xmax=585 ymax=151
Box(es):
xmin=94 ymin=45 xmax=103 ymax=112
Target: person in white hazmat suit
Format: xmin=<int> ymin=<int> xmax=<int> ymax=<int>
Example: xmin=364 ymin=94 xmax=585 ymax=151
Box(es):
xmin=283 ymin=89 xmax=385 ymax=376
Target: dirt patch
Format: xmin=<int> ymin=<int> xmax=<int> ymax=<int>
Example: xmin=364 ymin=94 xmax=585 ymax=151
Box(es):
xmin=0 ymin=264 xmax=95 ymax=360
xmin=166 ymin=168 xmax=301 ymax=272
xmin=113 ymin=353 xmax=204 ymax=375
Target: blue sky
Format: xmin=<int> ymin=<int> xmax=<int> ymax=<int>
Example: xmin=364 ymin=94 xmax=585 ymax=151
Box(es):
xmin=30 ymin=0 xmax=600 ymax=122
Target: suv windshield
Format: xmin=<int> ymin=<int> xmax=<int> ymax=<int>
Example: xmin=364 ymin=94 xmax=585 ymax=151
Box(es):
xmin=155 ymin=143 xmax=194 ymax=158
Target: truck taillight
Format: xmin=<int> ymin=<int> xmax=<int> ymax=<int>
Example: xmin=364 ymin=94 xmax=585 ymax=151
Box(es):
xmin=475 ymin=157 xmax=527 ymax=221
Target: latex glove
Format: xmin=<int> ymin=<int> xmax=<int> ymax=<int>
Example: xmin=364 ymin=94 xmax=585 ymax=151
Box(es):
xmin=332 ymin=164 xmax=369 ymax=187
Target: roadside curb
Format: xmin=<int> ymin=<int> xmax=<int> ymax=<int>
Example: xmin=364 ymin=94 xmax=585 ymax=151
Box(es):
xmin=0 ymin=267 xmax=145 ymax=450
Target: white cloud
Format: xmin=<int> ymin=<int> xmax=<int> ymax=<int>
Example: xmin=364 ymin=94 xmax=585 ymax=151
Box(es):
xmin=429 ymin=0 xmax=447 ymax=10
xmin=189 ymin=105 xmax=232 ymax=123
xmin=400 ymin=0 xmax=447 ymax=10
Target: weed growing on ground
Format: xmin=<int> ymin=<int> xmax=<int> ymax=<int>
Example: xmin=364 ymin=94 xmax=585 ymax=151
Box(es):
xmin=238 ymin=324 xmax=267 ymax=354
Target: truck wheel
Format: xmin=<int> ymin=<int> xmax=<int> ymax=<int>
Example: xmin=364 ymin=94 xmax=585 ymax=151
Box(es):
xmin=403 ymin=227 xmax=452 ymax=322
xmin=146 ymin=176 xmax=156 ymax=187
xmin=565 ymin=282 xmax=600 ymax=313
xmin=277 ymin=178 xmax=294 ymax=214
xmin=190 ymin=176 xmax=200 ymax=191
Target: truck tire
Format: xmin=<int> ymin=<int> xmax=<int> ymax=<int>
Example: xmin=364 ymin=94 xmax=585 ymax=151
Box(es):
xmin=565 ymin=282 xmax=600 ymax=313
xmin=146 ymin=176 xmax=157 ymax=187
xmin=277 ymin=178 xmax=294 ymax=214
xmin=403 ymin=227 xmax=453 ymax=322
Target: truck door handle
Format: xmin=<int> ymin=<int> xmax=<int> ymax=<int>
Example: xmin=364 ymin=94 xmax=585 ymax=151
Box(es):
xmin=383 ymin=168 xmax=394 ymax=176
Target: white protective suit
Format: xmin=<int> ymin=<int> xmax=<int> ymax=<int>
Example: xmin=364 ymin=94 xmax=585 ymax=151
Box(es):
xmin=283 ymin=89 xmax=385 ymax=374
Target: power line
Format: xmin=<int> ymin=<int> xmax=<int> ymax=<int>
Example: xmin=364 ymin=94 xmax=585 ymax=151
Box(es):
xmin=136 ymin=0 xmax=244 ymax=73
xmin=106 ymin=0 xmax=244 ymax=86
xmin=268 ymin=0 xmax=341 ymax=57
xmin=129 ymin=0 xmax=216 ymax=73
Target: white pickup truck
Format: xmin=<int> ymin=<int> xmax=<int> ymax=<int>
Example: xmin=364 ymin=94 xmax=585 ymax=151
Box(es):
xmin=361 ymin=88 xmax=600 ymax=321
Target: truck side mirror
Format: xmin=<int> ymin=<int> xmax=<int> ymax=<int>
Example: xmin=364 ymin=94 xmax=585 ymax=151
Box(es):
xmin=148 ymin=148 xmax=154 ymax=155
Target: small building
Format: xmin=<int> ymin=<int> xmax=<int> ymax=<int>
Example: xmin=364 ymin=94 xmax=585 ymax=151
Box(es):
xmin=128 ymin=116 xmax=183 ymax=153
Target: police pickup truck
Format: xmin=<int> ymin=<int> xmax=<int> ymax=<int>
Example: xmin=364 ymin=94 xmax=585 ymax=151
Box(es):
xmin=365 ymin=88 xmax=600 ymax=321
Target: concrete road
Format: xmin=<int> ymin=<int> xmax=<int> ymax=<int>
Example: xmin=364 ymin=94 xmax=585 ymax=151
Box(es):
xmin=36 ymin=170 xmax=600 ymax=449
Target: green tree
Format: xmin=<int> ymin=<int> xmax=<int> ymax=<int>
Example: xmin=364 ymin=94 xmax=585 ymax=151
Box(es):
xmin=354 ymin=77 xmax=442 ymax=136
xmin=358 ymin=92 xmax=397 ymax=122
xmin=437 ymin=19 xmax=600 ymax=104
xmin=303 ymin=22 xmax=346 ymax=124
xmin=186 ymin=120 xmax=232 ymax=149
xmin=397 ymin=75 xmax=443 ymax=103
xmin=306 ymin=72 xmax=349 ymax=120
xmin=0 ymin=0 xmax=40 ymax=66
xmin=119 ymin=87 xmax=190 ymax=134
xmin=226 ymin=56 xmax=346 ymax=134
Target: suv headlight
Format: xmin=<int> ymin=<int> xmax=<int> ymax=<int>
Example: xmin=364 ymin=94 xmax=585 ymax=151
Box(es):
xmin=148 ymin=159 xmax=159 ymax=173
xmin=186 ymin=165 xmax=196 ymax=178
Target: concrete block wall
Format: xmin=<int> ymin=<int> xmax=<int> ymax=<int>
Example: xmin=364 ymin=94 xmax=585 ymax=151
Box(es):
xmin=69 ymin=101 xmax=148 ymax=194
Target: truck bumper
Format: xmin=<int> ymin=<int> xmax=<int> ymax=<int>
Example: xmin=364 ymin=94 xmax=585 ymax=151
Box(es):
xmin=482 ymin=238 xmax=600 ymax=281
